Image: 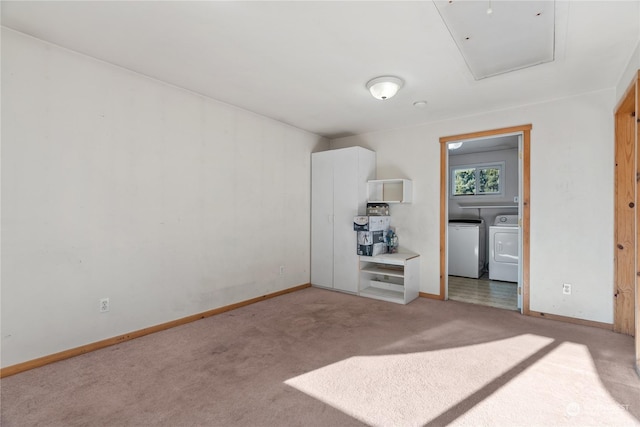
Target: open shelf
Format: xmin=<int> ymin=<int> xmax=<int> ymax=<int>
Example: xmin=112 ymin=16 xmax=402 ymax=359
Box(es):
xmin=367 ymin=179 xmax=412 ymax=204
xmin=359 ymin=265 xmax=405 ymax=278
xmin=365 ymin=252 xmax=417 ymax=266
xmin=359 ymin=286 xmax=405 ymax=304
xmin=358 ymin=252 xmax=420 ymax=305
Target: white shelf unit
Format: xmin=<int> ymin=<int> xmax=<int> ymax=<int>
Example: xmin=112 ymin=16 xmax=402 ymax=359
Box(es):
xmin=367 ymin=179 xmax=412 ymax=203
xmin=359 ymin=252 xmax=420 ymax=304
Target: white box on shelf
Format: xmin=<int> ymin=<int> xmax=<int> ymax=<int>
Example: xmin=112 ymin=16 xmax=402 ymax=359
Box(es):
xmin=357 ymin=230 xmax=386 ymax=245
xmin=353 ymin=215 xmax=391 ymax=231
xmin=357 ymin=242 xmax=387 ymax=257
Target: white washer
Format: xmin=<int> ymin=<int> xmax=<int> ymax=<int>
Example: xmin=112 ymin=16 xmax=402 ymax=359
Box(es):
xmin=448 ymin=219 xmax=485 ymax=279
xmin=489 ymin=215 xmax=519 ymax=282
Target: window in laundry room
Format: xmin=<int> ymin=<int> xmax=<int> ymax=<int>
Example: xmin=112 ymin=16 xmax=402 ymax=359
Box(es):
xmin=451 ymin=162 xmax=504 ymax=196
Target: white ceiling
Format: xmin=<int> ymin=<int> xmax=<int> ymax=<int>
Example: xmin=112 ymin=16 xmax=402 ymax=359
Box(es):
xmin=1 ymin=1 xmax=639 ymax=139
xmin=434 ymin=1 xmax=556 ymax=79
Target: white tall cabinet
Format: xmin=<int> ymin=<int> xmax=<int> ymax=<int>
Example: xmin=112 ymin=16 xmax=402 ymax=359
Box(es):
xmin=311 ymin=147 xmax=376 ymax=293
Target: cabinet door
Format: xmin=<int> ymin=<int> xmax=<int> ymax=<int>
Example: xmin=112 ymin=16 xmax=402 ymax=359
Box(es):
xmin=311 ymin=151 xmax=334 ymax=288
xmin=332 ymin=149 xmax=360 ymax=293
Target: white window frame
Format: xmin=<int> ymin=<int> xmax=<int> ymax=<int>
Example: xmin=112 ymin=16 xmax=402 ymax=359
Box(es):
xmin=450 ymin=161 xmax=505 ymax=197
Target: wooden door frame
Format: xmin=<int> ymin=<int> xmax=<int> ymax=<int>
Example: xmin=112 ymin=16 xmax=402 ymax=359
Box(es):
xmin=613 ymin=70 xmax=639 ymax=375
xmin=614 ymin=75 xmax=637 ymax=336
xmin=438 ymin=125 xmax=531 ymax=315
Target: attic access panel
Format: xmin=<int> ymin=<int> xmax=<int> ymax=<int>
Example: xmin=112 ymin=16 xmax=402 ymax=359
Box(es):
xmin=434 ymin=0 xmax=555 ymax=80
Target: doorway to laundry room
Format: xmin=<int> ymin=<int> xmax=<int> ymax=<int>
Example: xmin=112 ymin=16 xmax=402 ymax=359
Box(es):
xmin=439 ymin=125 xmax=531 ymax=313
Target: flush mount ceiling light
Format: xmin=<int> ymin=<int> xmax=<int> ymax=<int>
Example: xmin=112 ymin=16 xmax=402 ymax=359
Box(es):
xmin=366 ymin=76 xmax=404 ymax=100
xmin=448 ymin=142 xmax=463 ymax=150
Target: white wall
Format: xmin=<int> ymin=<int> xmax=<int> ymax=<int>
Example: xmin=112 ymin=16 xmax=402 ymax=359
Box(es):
xmin=0 ymin=29 xmax=328 ymax=368
xmin=331 ymin=88 xmax=615 ymax=324
xmin=616 ymin=40 xmax=639 ymax=100
xmin=616 ymin=0 xmax=639 ymax=99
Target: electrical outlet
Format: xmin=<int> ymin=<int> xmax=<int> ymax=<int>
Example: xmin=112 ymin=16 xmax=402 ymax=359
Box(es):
xmin=562 ymin=283 xmax=571 ymax=295
xmin=279 ymin=265 xmax=285 ymax=275
xmin=99 ymin=298 xmax=110 ymax=313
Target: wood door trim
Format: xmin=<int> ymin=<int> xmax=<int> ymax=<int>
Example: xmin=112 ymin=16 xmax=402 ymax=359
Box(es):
xmin=613 ymin=70 xmax=639 ymax=377
xmin=615 ymin=70 xmax=640 ymax=113
xmin=614 ymin=70 xmax=638 ymax=338
xmin=419 ymin=292 xmax=444 ymax=300
xmin=521 ymin=127 xmax=531 ymax=314
xmin=636 ymin=71 xmax=640 ymax=371
xmin=437 ymin=133 xmax=448 ymax=300
xmin=439 ymin=124 xmax=532 ymax=307
xmin=439 ymin=125 xmax=532 ymax=144
xmin=614 ymin=85 xmax=636 ymax=336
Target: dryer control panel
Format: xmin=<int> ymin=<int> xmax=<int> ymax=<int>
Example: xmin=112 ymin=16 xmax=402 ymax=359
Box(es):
xmin=494 ymin=215 xmax=518 ymax=226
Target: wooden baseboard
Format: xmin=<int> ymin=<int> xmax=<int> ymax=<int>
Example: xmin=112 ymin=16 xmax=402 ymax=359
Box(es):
xmin=527 ymin=310 xmax=613 ymax=331
xmin=419 ymin=293 xmax=614 ymax=331
xmin=0 ymin=283 xmax=311 ymax=378
xmin=419 ymin=292 xmax=444 ymax=300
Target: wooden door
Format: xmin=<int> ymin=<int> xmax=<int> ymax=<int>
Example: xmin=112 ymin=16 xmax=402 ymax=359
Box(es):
xmin=614 ymin=73 xmax=638 ymax=336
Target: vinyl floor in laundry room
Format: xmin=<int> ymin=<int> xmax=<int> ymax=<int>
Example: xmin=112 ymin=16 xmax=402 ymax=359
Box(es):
xmin=448 ymin=274 xmax=518 ymax=311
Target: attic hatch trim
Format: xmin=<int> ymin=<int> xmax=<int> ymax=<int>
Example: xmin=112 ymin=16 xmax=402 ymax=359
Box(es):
xmin=434 ymin=0 xmax=556 ymax=80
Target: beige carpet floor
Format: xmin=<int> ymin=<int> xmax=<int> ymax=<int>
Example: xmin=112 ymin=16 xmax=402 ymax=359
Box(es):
xmin=2 ymin=287 xmax=639 ymax=426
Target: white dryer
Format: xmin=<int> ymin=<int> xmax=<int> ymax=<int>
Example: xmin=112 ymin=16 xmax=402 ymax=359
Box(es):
xmin=489 ymin=215 xmax=519 ymax=282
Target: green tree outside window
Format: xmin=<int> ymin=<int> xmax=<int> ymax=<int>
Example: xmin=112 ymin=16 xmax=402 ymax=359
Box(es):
xmin=452 ymin=163 xmax=503 ymax=196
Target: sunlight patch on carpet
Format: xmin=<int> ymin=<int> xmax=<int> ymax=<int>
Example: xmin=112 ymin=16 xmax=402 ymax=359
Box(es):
xmin=285 ymin=334 xmax=636 ymax=426
xmin=454 ymin=341 xmax=638 ymax=426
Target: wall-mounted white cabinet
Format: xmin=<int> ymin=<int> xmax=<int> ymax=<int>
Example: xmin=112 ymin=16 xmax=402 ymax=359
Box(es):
xmin=368 ymin=179 xmax=412 ymax=203
xmin=311 ymin=147 xmax=376 ymax=293
xmin=359 ymin=252 xmax=420 ymax=304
